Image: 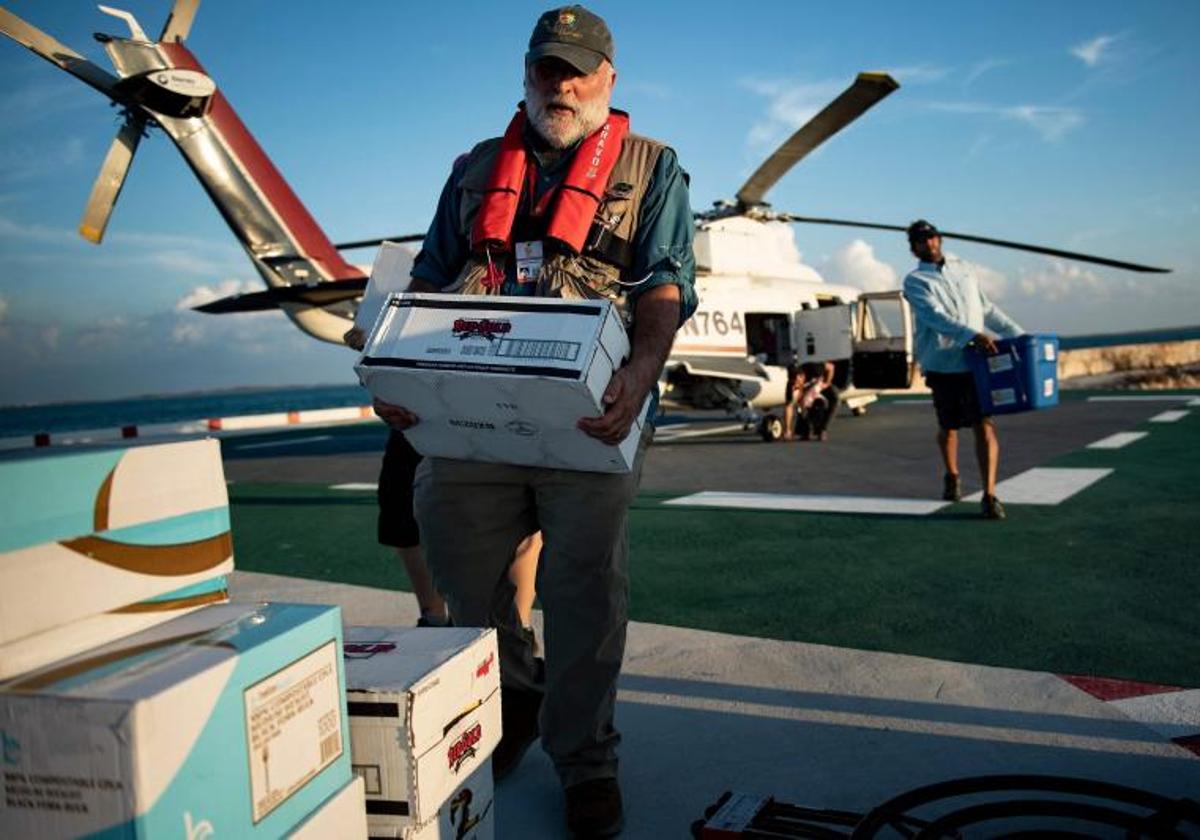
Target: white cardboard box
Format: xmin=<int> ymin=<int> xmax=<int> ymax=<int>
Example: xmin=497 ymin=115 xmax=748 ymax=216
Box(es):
xmin=354 ymin=241 xmax=416 ymax=334
xmin=0 ymin=439 xmax=234 ymax=646
xmin=0 ymin=603 xmax=350 ymax=839
xmin=369 ymin=760 xmax=494 ymax=840
xmin=343 ymin=626 xmax=501 ymax=833
xmin=288 ymin=776 xmax=369 ymax=840
xmin=355 ymin=293 xmax=647 ymax=473
xmin=0 ymin=577 xmax=229 ymax=681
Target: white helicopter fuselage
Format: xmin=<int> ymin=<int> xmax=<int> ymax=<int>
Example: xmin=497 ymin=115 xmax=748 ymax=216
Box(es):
xmin=663 ymin=216 xmax=900 ymax=418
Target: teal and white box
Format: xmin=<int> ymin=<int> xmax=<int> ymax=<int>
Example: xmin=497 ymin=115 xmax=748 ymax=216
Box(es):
xmin=0 ymin=602 xmax=350 ymax=839
xmin=0 ymin=576 xmax=230 ymax=681
xmin=288 ymin=776 xmax=368 ymax=840
xmin=0 ymin=439 xmax=234 ymax=646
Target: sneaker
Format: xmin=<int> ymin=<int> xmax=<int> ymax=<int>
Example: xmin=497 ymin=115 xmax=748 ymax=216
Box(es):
xmin=942 ymin=473 xmax=962 ymax=502
xmin=493 ymin=687 xmax=542 ymax=781
xmin=565 ymin=777 xmax=624 ymax=838
xmin=981 ymin=494 xmax=1006 ymax=520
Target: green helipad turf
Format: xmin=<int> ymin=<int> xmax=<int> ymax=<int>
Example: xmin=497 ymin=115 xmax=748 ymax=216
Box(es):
xmin=228 ymin=404 xmax=1199 ymax=687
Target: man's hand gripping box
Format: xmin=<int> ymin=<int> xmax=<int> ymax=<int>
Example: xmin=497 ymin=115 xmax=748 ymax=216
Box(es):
xmin=355 ymin=294 xmax=648 ymax=473
xmin=343 ymin=626 xmax=501 ymax=834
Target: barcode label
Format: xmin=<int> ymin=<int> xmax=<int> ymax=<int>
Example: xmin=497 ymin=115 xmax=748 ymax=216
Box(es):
xmin=244 ymin=641 xmax=343 ymax=823
xmin=991 ymin=388 xmax=1017 ymax=406
xmin=320 ymin=732 xmax=342 ymax=763
xmin=496 ymin=338 xmax=581 ymax=361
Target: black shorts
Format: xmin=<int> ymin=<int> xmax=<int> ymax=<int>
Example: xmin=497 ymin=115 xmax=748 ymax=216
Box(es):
xmin=925 ymin=371 xmax=988 ymax=430
xmin=377 ymin=430 xmax=422 ymax=548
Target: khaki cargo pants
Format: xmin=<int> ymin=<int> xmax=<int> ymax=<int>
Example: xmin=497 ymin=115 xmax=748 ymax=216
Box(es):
xmin=413 ymin=429 xmax=651 ymax=787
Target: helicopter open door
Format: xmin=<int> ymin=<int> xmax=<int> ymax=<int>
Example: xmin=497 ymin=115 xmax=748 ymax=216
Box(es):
xmin=850 ymin=291 xmax=913 ymax=389
xmin=792 ymin=291 xmax=913 ymax=389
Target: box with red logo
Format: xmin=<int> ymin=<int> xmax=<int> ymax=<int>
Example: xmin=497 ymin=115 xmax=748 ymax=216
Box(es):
xmin=343 ymin=626 xmax=501 ymax=834
xmin=370 ymin=760 xmax=494 ymax=840
xmin=354 ymin=293 xmax=648 ymax=473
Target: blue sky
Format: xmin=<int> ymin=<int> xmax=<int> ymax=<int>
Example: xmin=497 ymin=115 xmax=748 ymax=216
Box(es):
xmin=1 ymin=1 xmax=1197 ymax=405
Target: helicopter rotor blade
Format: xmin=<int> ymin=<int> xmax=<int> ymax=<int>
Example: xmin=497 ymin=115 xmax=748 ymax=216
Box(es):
xmin=0 ymin=7 xmax=121 ymax=98
xmin=778 ymin=214 xmax=1172 ymax=274
xmin=79 ymin=113 xmax=147 ymax=243
xmin=333 ymin=233 xmax=425 ymax=250
xmin=736 ymin=72 xmax=899 ymax=209
xmin=159 ymin=0 xmax=200 ymax=43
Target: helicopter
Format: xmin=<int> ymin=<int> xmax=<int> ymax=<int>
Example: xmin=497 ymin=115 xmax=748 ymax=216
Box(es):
xmin=0 ymin=1 xmax=1170 ymax=440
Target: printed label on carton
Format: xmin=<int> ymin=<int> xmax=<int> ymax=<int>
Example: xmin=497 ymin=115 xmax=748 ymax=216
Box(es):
xmin=1043 ymin=342 xmax=1056 ymax=361
xmin=1043 ymin=378 xmax=1055 ymax=398
xmin=987 ymin=354 xmax=1014 ymax=374
xmin=991 ymin=388 xmax=1017 ymax=407
xmin=244 ymin=641 xmax=343 ymax=823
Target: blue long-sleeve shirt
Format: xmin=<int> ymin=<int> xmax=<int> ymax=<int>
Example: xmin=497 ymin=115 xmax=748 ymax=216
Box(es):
xmin=902 ymin=257 xmax=1023 ymax=374
xmin=410 ymin=138 xmax=697 ymax=326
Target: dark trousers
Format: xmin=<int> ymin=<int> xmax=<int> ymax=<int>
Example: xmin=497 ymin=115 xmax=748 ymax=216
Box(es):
xmin=796 ymin=386 xmax=841 ymax=437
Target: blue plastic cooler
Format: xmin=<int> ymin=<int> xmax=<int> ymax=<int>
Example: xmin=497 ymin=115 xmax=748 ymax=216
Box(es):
xmin=966 ymin=334 xmax=1060 ymax=414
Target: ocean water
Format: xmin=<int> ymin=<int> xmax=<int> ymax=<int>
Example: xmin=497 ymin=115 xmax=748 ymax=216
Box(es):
xmin=0 ymin=384 xmax=372 ymax=437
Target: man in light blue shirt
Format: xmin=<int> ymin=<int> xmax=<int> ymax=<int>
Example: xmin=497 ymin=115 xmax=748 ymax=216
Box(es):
xmin=902 ymin=219 xmax=1023 ymax=519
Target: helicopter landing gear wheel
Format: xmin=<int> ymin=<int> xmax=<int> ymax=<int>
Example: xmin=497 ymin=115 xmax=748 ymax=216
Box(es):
xmin=759 ymin=414 xmax=784 ymax=442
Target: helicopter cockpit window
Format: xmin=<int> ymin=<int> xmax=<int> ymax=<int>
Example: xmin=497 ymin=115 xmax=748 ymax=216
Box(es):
xmin=859 ymin=297 xmax=909 ymax=340
xmin=744 ymin=313 xmax=793 ymax=366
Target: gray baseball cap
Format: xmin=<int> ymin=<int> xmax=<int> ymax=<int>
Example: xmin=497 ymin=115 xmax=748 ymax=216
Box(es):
xmin=526 ymin=6 xmax=614 ymax=75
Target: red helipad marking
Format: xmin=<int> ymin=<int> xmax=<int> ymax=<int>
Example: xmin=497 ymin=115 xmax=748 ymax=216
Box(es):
xmin=1060 ymin=673 xmax=1185 ymax=701
xmin=1174 ymin=735 xmax=1200 ymax=758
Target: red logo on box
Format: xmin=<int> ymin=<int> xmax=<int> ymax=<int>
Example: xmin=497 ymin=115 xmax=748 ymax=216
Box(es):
xmin=476 ymin=653 xmax=494 ymax=678
xmin=453 ymin=318 xmax=512 ymax=341
xmin=447 ymin=723 xmax=482 ymax=773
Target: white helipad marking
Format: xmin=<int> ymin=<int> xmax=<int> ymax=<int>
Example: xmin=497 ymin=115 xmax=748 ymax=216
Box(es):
xmin=1149 ymin=410 xmax=1189 ymax=423
xmin=331 ymin=482 xmax=378 ymax=491
xmin=1087 ymin=395 xmax=1195 ymax=402
xmin=1111 ymin=689 xmax=1200 ymax=741
xmin=1189 ymin=398 xmax=1200 ymax=407
xmin=663 ymin=491 xmax=950 ymax=516
xmin=654 ymin=423 xmax=746 ymax=442
xmin=1087 ymin=431 xmax=1149 ymax=450
xmin=964 ymin=468 xmax=1112 ymax=505
xmin=235 ymin=434 xmax=331 ymax=451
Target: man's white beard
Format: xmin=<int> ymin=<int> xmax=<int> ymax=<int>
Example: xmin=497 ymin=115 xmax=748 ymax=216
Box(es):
xmin=525 ymin=80 xmax=610 ymax=149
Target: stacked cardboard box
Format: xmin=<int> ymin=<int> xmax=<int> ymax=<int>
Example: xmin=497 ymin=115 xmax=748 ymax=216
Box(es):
xmin=0 ymin=440 xmax=363 ymax=838
xmin=0 ymin=439 xmax=234 ymax=678
xmin=344 ymin=626 xmax=501 ymax=839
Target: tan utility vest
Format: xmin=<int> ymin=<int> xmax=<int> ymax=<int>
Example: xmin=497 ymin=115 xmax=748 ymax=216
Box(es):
xmin=448 ymin=132 xmax=665 ymax=311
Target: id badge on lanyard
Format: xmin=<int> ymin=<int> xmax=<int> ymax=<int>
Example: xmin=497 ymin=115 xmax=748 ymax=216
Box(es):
xmin=515 ymin=240 xmax=543 ymax=285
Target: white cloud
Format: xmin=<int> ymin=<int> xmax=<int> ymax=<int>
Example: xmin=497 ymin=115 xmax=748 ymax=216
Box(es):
xmin=40 ymin=325 xmax=60 ymax=351
xmin=881 ymin=64 xmax=950 ymax=85
xmin=0 ymin=138 xmax=86 ymax=184
xmin=963 ymin=58 xmax=1011 ymax=89
xmin=820 ymin=239 xmax=899 ymax=293
xmin=1071 ymin=34 xmax=1119 ymax=68
xmin=740 ymin=77 xmax=846 ymax=149
xmin=1015 ymin=259 xmax=1111 ymax=302
xmin=927 ymin=101 xmax=1084 ymax=142
xmin=175 ymin=279 xmax=262 ymax=311
xmin=172 ymin=322 xmax=204 ymax=344
xmin=945 ymin=250 xmax=1010 ymax=300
